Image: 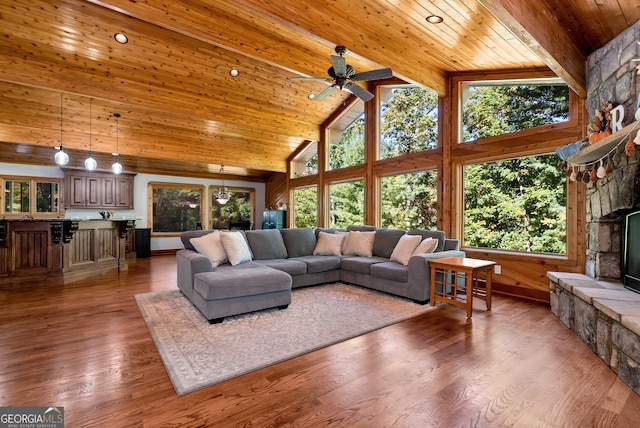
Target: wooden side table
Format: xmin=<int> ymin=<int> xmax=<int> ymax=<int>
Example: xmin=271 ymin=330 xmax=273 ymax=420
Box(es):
xmin=429 ymin=257 xmax=496 ymax=319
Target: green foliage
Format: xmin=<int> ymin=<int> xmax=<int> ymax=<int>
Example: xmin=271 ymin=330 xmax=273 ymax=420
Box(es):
xmin=381 ymin=171 xmax=438 ymax=229
xmin=463 ymin=84 xmax=569 ymax=141
xmin=329 ymin=116 xmax=365 ymax=170
xmin=211 ymin=190 xmax=252 ymax=229
xmin=464 ymin=155 xmax=566 ymax=253
xmin=153 ymin=188 xmax=202 ymax=232
xmin=380 ymin=87 xmax=438 ymax=158
xmin=294 ymin=186 xmax=318 ymax=228
xmin=329 ymin=181 xmax=364 ymax=228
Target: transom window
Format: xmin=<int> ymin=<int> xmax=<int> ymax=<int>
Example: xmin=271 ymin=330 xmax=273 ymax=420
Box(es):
xmin=460 ymin=78 xmax=569 ymax=142
xmin=379 ymin=86 xmax=439 ymax=159
xmin=327 ymin=100 xmax=365 ymax=170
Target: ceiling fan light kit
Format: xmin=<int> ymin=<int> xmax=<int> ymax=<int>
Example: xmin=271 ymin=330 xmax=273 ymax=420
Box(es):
xmin=291 ymin=46 xmax=393 ymax=102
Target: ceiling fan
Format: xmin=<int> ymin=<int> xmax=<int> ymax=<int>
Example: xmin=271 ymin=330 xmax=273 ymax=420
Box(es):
xmin=291 ymin=46 xmax=393 ymax=102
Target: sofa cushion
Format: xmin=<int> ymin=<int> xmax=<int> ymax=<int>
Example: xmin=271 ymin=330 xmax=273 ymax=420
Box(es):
xmin=370 ymin=262 xmax=409 ymax=283
xmin=342 ymin=231 xmax=376 ymax=257
xmin=373 ymin=228 xmax=406 ymax=258
xmin=180 ymin=229 xmax=215 ymax=251
xmin=313 ymin=231 xmax=346 ymax=256
xmin=290 ymin=255 xmax=342 ymax=273
xmin=413 ymin=237 xmax=438 ymax=255
xmin=341 ymin=256 xmax=387 ymax=274
xmin=281 ymin=228 xmax=316 ymax=257
xmin=220 ymin=231 xmax=253 ymax=266
xmin=194 ymin=266 xmax=291 ymax=300
xmin=189 ymin=230 xmax=228 ymax=267
xmin=390 ymin=234 xmax=422 ymax=266
xmin=255 ymin=258 xmax=307 ymax=275
xmin=245 ymin=229 xmax=288 ymax=260
xmin=407 ymin=229 xmax=446 ymax=252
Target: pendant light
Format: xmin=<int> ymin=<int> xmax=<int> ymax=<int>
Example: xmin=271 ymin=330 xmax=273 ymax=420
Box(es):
xmin=216 ymin=165 xmax=229 ymax=205
xmin=54 ymin=92 xmax=69 ymax=166
xmin=111 ymin=113 xmax=123 ymax=174
xmin=84 ymin=98 xmax=97 ymax=171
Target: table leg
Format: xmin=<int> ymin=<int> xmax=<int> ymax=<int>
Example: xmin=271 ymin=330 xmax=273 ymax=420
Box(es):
xmin=485 ymin=268 xmax=493 ymax=310
xmin=466 ymin=270 xmax=473 ymax=319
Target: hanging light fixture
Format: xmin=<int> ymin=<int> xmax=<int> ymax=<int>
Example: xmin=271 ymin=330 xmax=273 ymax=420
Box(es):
xmin=216 ymin=165 xmax=229 ymax=205
xmin=84 ymin=98 xmax=97 ymax=171
xmin=54 ymin=92 xmax=69 ymax=166
xmin=111 ymin=113 xmax=123 ymax=174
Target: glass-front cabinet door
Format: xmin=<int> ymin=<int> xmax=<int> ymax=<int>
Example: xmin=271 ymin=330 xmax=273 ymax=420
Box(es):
xmin=2 ymin=177 xmax=62 ymax=217
xmin=4 ymin=180 xmax=30 ymax=214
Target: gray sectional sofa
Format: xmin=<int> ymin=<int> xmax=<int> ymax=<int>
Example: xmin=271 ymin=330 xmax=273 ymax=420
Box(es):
xmin=177 ymin=226 xmax=465 ymax=323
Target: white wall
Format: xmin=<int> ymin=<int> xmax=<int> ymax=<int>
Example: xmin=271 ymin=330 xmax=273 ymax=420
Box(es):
xmin=0 ymin=162 xmax=266 ymax=251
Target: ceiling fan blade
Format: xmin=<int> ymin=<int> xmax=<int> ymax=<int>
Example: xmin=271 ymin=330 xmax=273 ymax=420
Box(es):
xmin=351 ymin=67 xmax=393 ymax=82
xmin=331 ymin=55 xmax=347 ymax=77
xmin=345 ymin=82 xmax=374 ymax=102
xmin=314 ymin=85 xmax=337 ymax=101
xmin=290 ymin=77 xmax=333 ymax=81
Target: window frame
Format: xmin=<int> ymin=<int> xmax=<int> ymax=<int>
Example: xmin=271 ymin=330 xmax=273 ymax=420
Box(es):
xmin=0 ymin=175 xmax=63 ymax=218
xmin=147 ymin=182 xmax=205 ymax=237
xmin=208 ymin=186 xmax=256 ymax=230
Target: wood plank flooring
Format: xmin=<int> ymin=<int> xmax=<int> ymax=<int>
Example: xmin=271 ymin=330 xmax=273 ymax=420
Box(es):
xmin=1 ymin=255 xmax=640 ymax=427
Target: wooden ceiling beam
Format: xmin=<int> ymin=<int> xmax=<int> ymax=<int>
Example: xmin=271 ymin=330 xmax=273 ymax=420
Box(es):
xmin=478 ymin=0 xmax=587 ymax=97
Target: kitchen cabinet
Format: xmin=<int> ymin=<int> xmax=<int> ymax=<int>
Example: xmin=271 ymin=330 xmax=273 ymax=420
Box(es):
xmin=64 ymin=169 xmax=135 ymax=209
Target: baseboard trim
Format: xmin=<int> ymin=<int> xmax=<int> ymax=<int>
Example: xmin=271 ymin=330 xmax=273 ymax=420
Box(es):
xmin=151 ymin=249 xmax=179 ymax=257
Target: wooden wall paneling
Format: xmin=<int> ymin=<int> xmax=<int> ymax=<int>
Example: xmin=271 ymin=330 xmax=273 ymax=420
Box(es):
xmin=70 ymin=229 xmax=94 ymax=266
xmin=0 ymin=247 xmax=7 ymax=276
xmin=96 ymin=228 xmax=117 ymax=261
xmin=63 ymin=221 xmax=119 ymax=284
xmin=12 ymin=230 xmax=48 ymax=271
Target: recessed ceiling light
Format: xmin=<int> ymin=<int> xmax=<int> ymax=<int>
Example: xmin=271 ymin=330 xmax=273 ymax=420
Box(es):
xmin=308 ymin=93 xmax=316 ymax=100
xmin=426 ymin=15 xmax=444 ymax=24
xmin=114 ymin=33 xmax=129 ymax=44
xmin=229 ymin=69 xmax=239 ymax=77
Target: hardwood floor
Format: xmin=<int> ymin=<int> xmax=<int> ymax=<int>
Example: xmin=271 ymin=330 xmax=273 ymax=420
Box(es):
xmin=1 ymin=255 xmax=640 ymax=427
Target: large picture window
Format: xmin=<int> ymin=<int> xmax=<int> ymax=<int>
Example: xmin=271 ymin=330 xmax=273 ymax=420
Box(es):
xmin=210 ymin=188 xmax=254 ymax=229
xmin=150 ymin=184 xmax=203 ymax=234
xmin=293 ymin=185 xmax=317 ymax=228
xmin=460 ymin=79 xmax=569 ymax=142
xmin=329 ymin=180 xmax=364 ymax=228
xmin=379 ymin=86 xmax=438 ymax=159
xmin=381 ymin=170 xmax=437 ymax=229
xmin=463 ymin=154 xmax=566 ymax=254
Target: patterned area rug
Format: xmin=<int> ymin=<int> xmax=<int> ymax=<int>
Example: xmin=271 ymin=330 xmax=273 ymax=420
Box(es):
xmin=135 ymin=283 xmax=438 ymax=395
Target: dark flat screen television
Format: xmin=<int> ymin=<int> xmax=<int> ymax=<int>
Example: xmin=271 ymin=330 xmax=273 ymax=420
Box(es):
xmin=624 ymin=210 xmax=640 ymax=294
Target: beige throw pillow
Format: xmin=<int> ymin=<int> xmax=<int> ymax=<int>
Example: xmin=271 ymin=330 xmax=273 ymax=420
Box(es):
xmin=190 ymin=231 xmax=228 ymax=267
xmin=220 ymin=231 xmax=252 ymax=266
xmin=313 ymin=231 xmax=345 ymax=256
xmin=342 ymin=231 xmax=376 ymax=257
xmin=413 ymin=237 xmax=438 ymax=255
xmin=390 ymin=234 xmax=422 ymax=265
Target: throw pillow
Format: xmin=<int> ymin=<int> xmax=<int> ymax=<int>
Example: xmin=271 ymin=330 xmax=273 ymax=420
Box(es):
xmin=189 ymin=230 xmax=228 ymax=267
xmin=313 ymin=231 xmax=346 ymax=256
xmin=342 ymin=231 xmax=376 ymax=257
xmin=413 ymin=237 xmax=438 ymax=255
xmin=389 ymin=234 xmax=422 ymax=265
xmin=220 ymin=231 xmax=253 ymax=266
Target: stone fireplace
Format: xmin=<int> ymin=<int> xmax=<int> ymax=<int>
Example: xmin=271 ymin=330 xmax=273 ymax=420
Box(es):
xmin=548 ymin=20 xmax=640 ymax=396
xmin=585 ymin=19 xmax=640 ymax=283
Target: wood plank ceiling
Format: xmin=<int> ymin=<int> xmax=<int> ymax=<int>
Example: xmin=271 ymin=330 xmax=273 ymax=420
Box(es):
xmin=0 ymin=0 xmax=638 ymax=180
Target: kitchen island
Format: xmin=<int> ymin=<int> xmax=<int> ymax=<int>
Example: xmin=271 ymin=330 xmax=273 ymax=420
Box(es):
xmin=0 ymin=218 xmax=135 ymax=287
